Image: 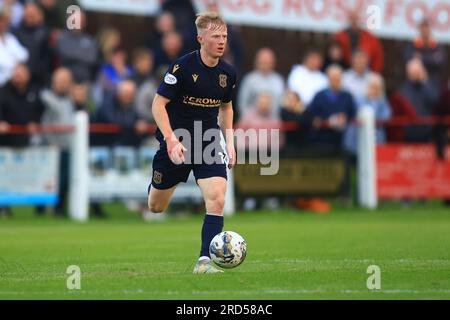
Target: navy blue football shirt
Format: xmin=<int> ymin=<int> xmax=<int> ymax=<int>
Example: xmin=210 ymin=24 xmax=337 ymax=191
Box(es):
xmin=156 ymin=50 xmax=237 ymax=144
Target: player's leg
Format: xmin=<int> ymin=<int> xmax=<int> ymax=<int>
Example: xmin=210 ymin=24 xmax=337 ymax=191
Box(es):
xmin=147 ymin=184 xmax=177 ymax=213
xmin=193 ymin=176 xmax=227 ymax=274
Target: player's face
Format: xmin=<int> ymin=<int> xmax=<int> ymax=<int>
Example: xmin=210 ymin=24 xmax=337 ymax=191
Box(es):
xmin=200 ymin=25 xmax=228 ymax=59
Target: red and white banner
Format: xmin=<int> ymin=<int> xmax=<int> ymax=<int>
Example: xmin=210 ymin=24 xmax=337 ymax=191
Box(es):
xmin=377 ymin=144 xmax=450 ymax=199
xmin=193 ymin=0 xmax=450 ymax=43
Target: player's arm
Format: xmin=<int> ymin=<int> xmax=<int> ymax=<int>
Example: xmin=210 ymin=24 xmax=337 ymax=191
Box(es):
xmin=219 ymin=101 xmax=236 ymax=169
xmin=152 ymin=93 xmax=186 ymax=164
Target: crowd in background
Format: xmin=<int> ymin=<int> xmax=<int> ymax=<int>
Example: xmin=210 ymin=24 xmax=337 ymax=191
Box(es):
xmin=0 ymin=0 xmax=449 ymax=215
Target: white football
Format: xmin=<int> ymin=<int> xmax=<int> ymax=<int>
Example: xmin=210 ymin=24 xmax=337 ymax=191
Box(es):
xmin=209 ymin=231 xmax=247 ymax=269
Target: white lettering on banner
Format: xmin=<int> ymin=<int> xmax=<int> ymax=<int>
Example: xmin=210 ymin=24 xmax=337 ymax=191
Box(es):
xmin=193 ymin=0 xmax=450 ymax=43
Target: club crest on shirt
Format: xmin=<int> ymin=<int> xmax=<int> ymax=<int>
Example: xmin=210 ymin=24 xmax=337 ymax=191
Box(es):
xmin=153 ymin=171 xmax=163 ymax=184
xmin=219 ymin=74 xmax=227 ymax=88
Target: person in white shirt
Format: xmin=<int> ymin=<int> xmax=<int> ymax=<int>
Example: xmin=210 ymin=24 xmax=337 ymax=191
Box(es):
xmin=0 ymin=4 xmax=28 ymax=87
xmin=237 ymin=47 xmax=285 ymax=119
xmin=342 ymin=49 xmax=371 ymax=100
xmin=287 ymin=49 xmax=328 ymax=107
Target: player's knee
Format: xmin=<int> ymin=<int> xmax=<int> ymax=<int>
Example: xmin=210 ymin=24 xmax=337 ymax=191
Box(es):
xmin=148 ymin=199 xmax=166 ymax=213
xmin=207 ymin=194 xmax=225 ymax=213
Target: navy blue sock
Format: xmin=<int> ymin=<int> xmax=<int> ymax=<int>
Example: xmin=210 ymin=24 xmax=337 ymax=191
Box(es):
xmin=200 ymin=214 xmax=224 ymax=258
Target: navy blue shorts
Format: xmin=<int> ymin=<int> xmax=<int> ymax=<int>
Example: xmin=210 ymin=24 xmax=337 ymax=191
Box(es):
xmin=149 ymin=144 xmax=227 ymax=191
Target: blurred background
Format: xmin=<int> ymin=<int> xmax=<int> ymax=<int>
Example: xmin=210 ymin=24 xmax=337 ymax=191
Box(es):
xmin=1 ymin=0 xmax=450 ymax=220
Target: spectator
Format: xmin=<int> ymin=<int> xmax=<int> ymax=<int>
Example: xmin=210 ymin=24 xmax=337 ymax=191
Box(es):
xmin=344 ymin=73 xmax=392 ymax=155
xmin=308 ymin=65 xmax=356 ymax=150
xmin=71 ymin=81 xmax=94 ymax=113
xmin=386 ymin=88 xmax=418 ymax=142
xmin=130 ymin=48 xmax=155 ymax=88
xmin=55 ymin=10 xmax=98 ymax=83
xmin=342 ymin=50 xmax=371 ymax=101
xmin=400 ymin=59 xmax=439 ymax=142
xmin=94 ymin=80 xmax=147 ymax=147
xmin=160 ymin=0 xmax=196 ymax=35
xmin=0 ymin=4 xmax=29 ymax=87
xmin=435 ymin=78 xmax=450 ymax=160
xmin=287 ymin=50 xmax=328 ymax=107
xmin=322 ymin=41 xmax=348 ymax=72
xmin=237 ymin=48 xmax=284 ymax=120
xmin=0 ymin=63 xmax=44 ymax=147
xmin=334 ymin=10 xmax=384 ymax=72
xmin=0 ymin=0 xmax=23 ymax=28
xmin=279 ymin=90 xmax=311 ymax=154
xmin=13 ymin=2 xmax=51 ymax=86
xmin=154 ymin=31 xmax=185 ymax=73
xmin=95 ymin=46 xmax=133 ymax=102
xmin=40 ymin=67 xmax=75 ymax=216
xmin=146 ymin=11 xmax=177 ymax=54
xmin=96 ymin=27 xmax=122 ymax=64
xmin=404 ymin=18 xmax=447 ymax=88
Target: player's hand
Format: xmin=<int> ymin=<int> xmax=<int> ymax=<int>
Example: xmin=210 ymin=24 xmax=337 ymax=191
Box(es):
xmin=166 ymin=134 xmax=187 ymax=165
xmin=226 ymin=142 xmax=236 ymax=169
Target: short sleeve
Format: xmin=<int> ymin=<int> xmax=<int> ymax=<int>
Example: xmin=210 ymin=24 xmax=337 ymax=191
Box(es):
xmin=157 ymin=62 xmax=183 ymax=100
xmin=223 ymin=70 xmax=237 ymax=103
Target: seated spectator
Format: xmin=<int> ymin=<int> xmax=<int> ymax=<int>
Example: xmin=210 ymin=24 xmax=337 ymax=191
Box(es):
xmin=334 ymin=10 xmax=384 ymax=72
xmin=322 ymin=41 xmax=348 ymax=72
xmin=342 ymin=50 xmax=371 ymax=100
xmin=0 ymin=63 xmax=44 ymax=147
xmin=40 ymin=67 xmax=75 ymax=216
xmin=71 ymin=81 xmax=94 ymax=113
xmin=344 ymin=73 xmax=392 ymax=155
xmin=132 ymin=48 xmax=157 ymax=122
xmin=96 ymin=46 xmax=133 ymax=101
xmin=13 ymin=2 xmax=51 ymax=86
xmin=0 ymin=4 xmax=29 ymax=87
xmin=308 ymin=65 xmax=356 ymax=151
xmin=404 ymin=18 xmax=447 ymax=87
xmin=238 ymin=48 xmax=284 ymax=120
xmin=287 ymin=50 xmax=328 ymax=107
xmin=154 ymin=31 xmax=185 ymax=72
xmin=400 ymin=58 xmax=439 ymax=142
xmin=55 ymin=10 xmax=98 ymax=83
xmin=94 ymin=80 xmax=147 ymax=147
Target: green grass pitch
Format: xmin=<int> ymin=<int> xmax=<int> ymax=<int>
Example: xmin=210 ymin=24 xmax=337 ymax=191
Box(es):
xmin=0 ymin=204 xmax=449 ymax=300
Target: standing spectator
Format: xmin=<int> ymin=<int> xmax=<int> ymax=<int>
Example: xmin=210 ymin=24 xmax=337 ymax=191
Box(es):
xmin=55 ymin=10 xmax=98 ymax=83
xmin=71 ymin=81 xmax=93 ymax=113
xmin=13 ymin=2 xmax=51 ymax=86
xmin=334 ymin=10 xmax=384 ymax=73
xmin=435 ymin=78 xmax=450 ymax=160
xmin=0 ymin=0 xmax=23 ymax=28
xmin=0 ymin=63 xmax=43 ymax=147
xmin=287 ymin=50 xmax=328 ymax=107
xmin=237 ymin=48 xmax=284 ymax=120
xmin=154 ymin=31 xmax=185 ymax=73
xmin=40 ymin=67 xmax=75 ymax=216
xmin=96 ymin=27 xmax=122 ymax=64
xmin=342 ymin=50 xmax=371 ymax=101
xmin=404 ymin=18 xmax=447 ymax=88
xmin=146 ymin=11 xmax=177 ymax=54
xmin=94 ymin=80 xmax=147 ymax=147
xmin=308 ymin=65 xmax=356 ymax=150
xmin=130 ymin=48 xmax=155 ymax=88
xmin=344 ymin=73 xmax=391 ymax=155
xmin=322 ymin=41 xmax=348 ymax=72
xmin=0 ymin=4 xmax=29 ymax=87
xmin=400 ymin=59 xmax=439 ymax=142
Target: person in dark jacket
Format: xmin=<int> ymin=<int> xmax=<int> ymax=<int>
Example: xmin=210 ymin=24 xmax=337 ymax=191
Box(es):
xmin=93 ymin=80 xmax=147 ymax=147
xmin=0 ymin=63 xmax=43 ymax=147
